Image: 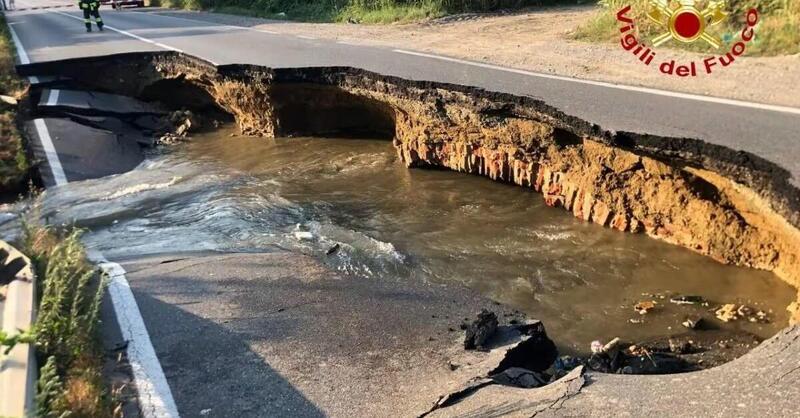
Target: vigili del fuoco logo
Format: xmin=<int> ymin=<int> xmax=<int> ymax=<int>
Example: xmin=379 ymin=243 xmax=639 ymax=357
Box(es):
xmin=615 ymin=1 xmax=759 ymax=77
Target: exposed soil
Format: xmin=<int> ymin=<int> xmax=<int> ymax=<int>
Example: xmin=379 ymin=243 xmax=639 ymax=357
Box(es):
xmin=16 ymin=51 xmax=800 ymax=326
xmin=151 ymin=6 xmax=800 ymax=108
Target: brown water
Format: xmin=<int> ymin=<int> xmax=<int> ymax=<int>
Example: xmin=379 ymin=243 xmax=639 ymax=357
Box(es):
xmin=33 ymin=128 xmax=796 ymax=354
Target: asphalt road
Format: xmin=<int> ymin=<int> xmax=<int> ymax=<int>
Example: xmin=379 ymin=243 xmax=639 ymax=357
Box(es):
xmin=6 ymin=0 xmax=800 ymax=186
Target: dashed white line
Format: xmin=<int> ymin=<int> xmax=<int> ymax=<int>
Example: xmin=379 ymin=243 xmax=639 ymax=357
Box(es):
xmin=393 ymin=49 xmax=800 ymax=116
xmin=8 ymin=17 xmax=181 ymax=418
xmin=296 ymin=34 xmax=315 ymax=40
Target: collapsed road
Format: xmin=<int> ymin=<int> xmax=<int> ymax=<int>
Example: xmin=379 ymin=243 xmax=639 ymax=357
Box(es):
xmin=4 ymin=1 xmax=800 ymax=417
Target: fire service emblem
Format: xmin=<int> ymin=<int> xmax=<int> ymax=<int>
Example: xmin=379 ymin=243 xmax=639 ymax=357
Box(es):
xmin=646 ymin=0 xmax=728 ymax=48
xmin=614 ymin=1 xmax=760 ymax=77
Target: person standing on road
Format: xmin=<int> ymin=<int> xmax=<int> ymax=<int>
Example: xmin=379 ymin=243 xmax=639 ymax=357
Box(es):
xmin=79 ymin=0 xmax=104 ymax=32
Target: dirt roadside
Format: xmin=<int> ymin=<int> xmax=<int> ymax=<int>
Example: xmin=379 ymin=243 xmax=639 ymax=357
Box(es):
xmin=151 ymin=5 xmax=800 ymax=108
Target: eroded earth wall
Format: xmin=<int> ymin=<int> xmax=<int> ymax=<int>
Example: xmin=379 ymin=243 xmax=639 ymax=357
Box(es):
xmin=18 ymin=52 xmax=800 ymax=321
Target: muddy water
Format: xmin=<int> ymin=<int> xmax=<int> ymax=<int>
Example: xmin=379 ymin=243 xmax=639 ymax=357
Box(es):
xmin=35 ymin=127 xmax=795 ymax=354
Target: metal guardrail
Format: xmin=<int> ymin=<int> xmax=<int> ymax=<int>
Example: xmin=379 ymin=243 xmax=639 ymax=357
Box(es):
xmin=0 ymin=240 xmax=36 ymax=418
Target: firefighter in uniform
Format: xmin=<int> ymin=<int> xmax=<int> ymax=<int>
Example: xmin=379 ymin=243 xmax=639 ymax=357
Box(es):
xmin=78 ymin=0 xmax=104 ymax=32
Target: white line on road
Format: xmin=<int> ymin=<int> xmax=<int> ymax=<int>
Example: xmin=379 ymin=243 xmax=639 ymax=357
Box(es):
xmin=45 ymin=88 xmax=60 ymax=106
xmin=87 ymin=250 xmax=181 ymax=418
xmin=47 ymin=10 xmax=224 ymax=64
xmin=6 ymin=22 xmax=31 ymax=64
xmin=9 ymin=19 xmax=181 ymax=418
xmin=33 ymin=119 xmax=68 ymax=186
xmin=5 ymin=21 xmax=38 ymax=82
xmin=393 ymin=49 xmax=800 ymax=116
xmin=297 ymin=35 xmax=316 ymax=40
xmin=51 ymin=10 xmax=183 ymax=52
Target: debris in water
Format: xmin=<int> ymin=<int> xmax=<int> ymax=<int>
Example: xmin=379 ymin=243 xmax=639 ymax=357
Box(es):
xmin=754 ymin=310 xmax=770 ymax=323
xmin=670 ymin=295 xmax=706 ymax=305
xmin=292 ymin=224 xmax=314 ymax=241
xmin=668 ymin=338 xmax=691 ymax=354
xmin=682 ymin=315 xmax=704 ymax=330
xmin=590 ymin=340 xmax=603 ymax=354
xmin=514 ymin=319 xmax=545 ymax=336
xmin=736 ymin=305 xmax=752 ymax=317
xmin=464 ymin=309 xmax=498 ymax=350
xmin=602 ymin=337 xmax=621 ymax=353
xmin=326 ymin=243 xmax=340 ymax=255
xmin=715 ymin=304 xmax=738 ymax=322
xmin=293 ymin=231 xmax=314 ymax=241
xmin=634 ymin=300 xmax=656 ymax=315
xmin=554 ymin=355 xmax=583 ymax=373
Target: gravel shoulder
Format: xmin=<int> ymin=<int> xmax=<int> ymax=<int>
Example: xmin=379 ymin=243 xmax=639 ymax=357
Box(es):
xmin=145 ymin=6 xmax=800 ymax=108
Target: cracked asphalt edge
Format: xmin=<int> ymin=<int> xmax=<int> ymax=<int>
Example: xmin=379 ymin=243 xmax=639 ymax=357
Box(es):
xmin=420 ymin=365 xmax=586 ymax=417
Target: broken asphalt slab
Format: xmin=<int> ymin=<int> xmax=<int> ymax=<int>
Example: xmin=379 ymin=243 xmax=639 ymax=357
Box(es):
xmin=425 ymin=325 xmax=800 ymax=417
xmin=25 ymin=118 xmax=144 ymax=185
xmin=37 ymin=89 xmax=167 ymax=117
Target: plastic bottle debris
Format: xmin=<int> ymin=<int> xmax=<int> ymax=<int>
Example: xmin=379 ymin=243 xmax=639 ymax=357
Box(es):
xmin=602 ymin=337 xmax=621 ymax=353
xmin=669 ymin=295 xmax=705 ymax=305
xmin=294 ymin=231 xmax=313 ymax=240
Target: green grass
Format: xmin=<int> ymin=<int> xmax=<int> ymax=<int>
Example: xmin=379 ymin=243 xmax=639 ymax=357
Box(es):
xmin=155 ymin=0 xmax=587 ymax=24
xmin=341 ymin=1 xmax=445 ymax=24
xmin=20 ymin=222 xmax=112 ymax=418
xmin=573 ymin=0 xmax=800 ymax=56
xmin=0 ymin=14 xmax=30 ymax=193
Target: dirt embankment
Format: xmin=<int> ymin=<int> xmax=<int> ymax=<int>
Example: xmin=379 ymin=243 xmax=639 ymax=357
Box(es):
xmin=17 ymin=51 xmax=800 ymax=322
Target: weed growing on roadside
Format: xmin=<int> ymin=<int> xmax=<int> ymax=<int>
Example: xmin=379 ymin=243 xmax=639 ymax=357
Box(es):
xmin=20 ymin=219 xmax=111 ymax=418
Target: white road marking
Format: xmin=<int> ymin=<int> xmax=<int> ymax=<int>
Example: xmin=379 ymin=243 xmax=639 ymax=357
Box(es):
xmin=6 ymin=22 xmax=30 ymax=64
xmin=46 ymin=10 xmax=225 ymax=64
xmin=51 ymin=10 xmax=182 ymax=52
xmin=45 ymin=88 xmax=59 ymax=106
xmin=297 ymin=34 xmax=315 ymax=40
xmin=8 ymin=17 xmax=181 ymax=418
xmin=5 ymin=21 xmax=38 ymax=82
xmin=393 ymin=49 xmax=800 ymax=116
xmin=33 ymin=119 xmax=68 ymax=186
xmin=87 ymin=250 xmax=181 ymax=418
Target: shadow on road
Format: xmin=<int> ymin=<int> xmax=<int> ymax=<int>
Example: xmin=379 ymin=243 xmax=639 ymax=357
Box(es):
xmin=126 ymin=290 xmax=325 ymax=418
